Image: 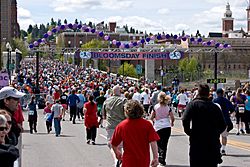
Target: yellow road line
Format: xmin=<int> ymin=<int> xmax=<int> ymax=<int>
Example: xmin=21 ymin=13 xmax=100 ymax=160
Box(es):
xmin=172 ymin=127 xmax=250 ymax=151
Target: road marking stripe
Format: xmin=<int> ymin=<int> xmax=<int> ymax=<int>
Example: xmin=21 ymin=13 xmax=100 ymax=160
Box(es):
xmin=99 ymin=134 xmax=107 ymax=140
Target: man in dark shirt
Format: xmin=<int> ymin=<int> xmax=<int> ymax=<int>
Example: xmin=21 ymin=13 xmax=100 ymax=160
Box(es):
xmin=182 ymin=84 xmax=226 ymax=167
xmin=213 ymin=88 xmax=234 ymax=155
xmin=67 ymin=89 xmax=80 ymax=124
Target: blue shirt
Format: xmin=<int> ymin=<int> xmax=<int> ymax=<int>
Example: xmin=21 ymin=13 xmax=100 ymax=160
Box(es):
xmin=213 ymin=97 xmax=234 ymax=124
xmin=246 ymin=96 xmax=250 ymax=111
xmin=67 ymin=94 xmax=80 ymax=107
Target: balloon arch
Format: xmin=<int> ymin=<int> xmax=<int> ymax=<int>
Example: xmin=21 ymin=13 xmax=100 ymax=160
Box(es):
xmin=29 ymin=22 xmax=232 ymax=50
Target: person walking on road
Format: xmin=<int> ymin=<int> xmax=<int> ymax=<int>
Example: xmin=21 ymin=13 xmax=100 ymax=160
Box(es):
xmin=111 ymin=100 xmax=160 ymax=167
xmin=28 ymin=96 xmax=38 ymax=134
xmin=182 ymin=84 xmax=226 ymax=167
xmin=84 ymin=95 xmax=99 ymax=145
xmin=213 ymin=88 xmax=235 ymax=156
xmin=150 ymin=92 xmax=174 ymax=166
xmin=67 ymin=89 xmax=80 ymax=124
xmin=51 ymin=100 xmax=63 ymax=137
xmin=102 ymin=85 xmax=127 ymax=166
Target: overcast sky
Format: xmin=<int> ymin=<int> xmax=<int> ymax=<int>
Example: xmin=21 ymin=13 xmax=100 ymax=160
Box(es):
xmin=18 ymin=0 xmax=250 ymax=36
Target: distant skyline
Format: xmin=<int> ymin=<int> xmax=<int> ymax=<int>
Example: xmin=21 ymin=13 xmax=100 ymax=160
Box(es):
xmin=18 ymin=0 xmax=249 ymax=36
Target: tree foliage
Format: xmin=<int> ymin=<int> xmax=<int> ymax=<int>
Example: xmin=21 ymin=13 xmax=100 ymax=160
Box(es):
xmin=11 ymin=38 xmax=28 ymax=57
xmin=178 ymin=57 xmax=199 ymax=81
xmin=118 ymin=62 xmax=137 ymax=78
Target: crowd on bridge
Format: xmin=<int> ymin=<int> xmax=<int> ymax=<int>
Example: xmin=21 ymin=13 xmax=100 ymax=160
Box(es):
xmin=0 ymin=58 xmax=250 ymax=167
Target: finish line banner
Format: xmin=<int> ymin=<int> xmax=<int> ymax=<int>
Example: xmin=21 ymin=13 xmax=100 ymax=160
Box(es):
xmin=82 ymin=51 xmax=183 ymax=60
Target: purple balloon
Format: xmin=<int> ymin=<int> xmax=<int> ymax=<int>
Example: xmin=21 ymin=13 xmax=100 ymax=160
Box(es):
xmin=91 ymin=29 xmax=96 ymax=33
xmin=37 ymin=39 xmax=42 ymax=43
xmin=125 ymin=44 xmax=130 ymax=49
xmin=120 ymin=43 xmax=125 ymax=49
xmin=182 ymin=37 xmax=187 ymax=41
xmin=146 ymin=37 xmax=150 ymax=42
xmin=141 ymin=39 xmax=145 ymax=44
xmin=173 ymin=35 xmax=178 ymax=39
xmin=116 ymin=41 xmax=121 ymax=47
xmin=104 ymin=35 xmax=109 ymax=41
xmin=29 ymin=44 xmax=34 ymax=48
xmin=73 ymin=24 xmax=78 ymax=29
xmin=85 ymin=28 xmax=90 ymax=32
xmin=47 ymin=31 xmax=52 ymax=36
xmin=202 ymin=42 xmax=207 ymax=46
xmin=42 ymin=38 xmax=46 ymax=43
xmin=150 ymin=36 xmax=155 ymax=40
xmin=197 ymin=38 xmax=202 ymax=43
xmin=207 ymin=41 xmax=211 ymax=46
xmin=33 ymin=41 xmax=39 ymax=46
xmin=227 ymin=45 xmax=232 ymax=48
xmin=43 ymin=33 xmax=49 ymax=38
xmin=157 ymin=35 xmax=161 ymax=40
xmin=137 ymin=41 xmax=141 ymax=45
xmin=161 ymin=34 xmax=166 ymax=39
xmin=219 ymin=44 xmax=224 ymax=49
xmin=68 ymin=23 xmax=73 ymax=29
xmin=210 ymin=40 xmax=215 ymax=44
xmin=60 ymin=25 xmax=65 ymax=30
xmin=112 ymin=40 xmax=117 ymax=45
xmin=215 ymin=43 xmax=220 ymax=48
xmin=165 ymin=34 xmax=170 ymax=39
xmin=77 ymin=24 xmax=82 ymax=29
xmin=129 ymin=42 xmax=134 ymax=48
xmin=133 ymin=42 xmax=137 ymax=46
xmin=190 ymin=37 xmax=195 ymax=42
xmin=52 ymin=28 xmax=57 ymax=33
xmin=223 ymin=44 xmax=228 ymax=48
xmin=99 ymin=31 xmax=104 ymax=37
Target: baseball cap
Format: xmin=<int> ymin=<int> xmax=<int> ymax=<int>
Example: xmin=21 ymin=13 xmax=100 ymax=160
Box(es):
xmin=0 ymin=86 xmax=25 ymax=100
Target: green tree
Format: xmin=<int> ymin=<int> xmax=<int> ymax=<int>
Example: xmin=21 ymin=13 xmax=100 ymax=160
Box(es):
xmin=20 ymin=30 xmax=28 ymax=39
xmin=27 ymin=25 xmax=33 ymax=34
xmin=118 ymin=62 xmax=137 ymax=78
xmin=11 ymin=38 xmax=28 ymax=57
xmin=50 ymin=18 xmax=57 ymax=27
xmin=178 ymin=57 xmax=199 ymax=81
xmin=75 ymin=19 xmax=79 ymax=24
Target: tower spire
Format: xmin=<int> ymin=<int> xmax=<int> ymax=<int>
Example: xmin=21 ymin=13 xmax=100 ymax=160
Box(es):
xmin=222 ymin=2 xmax=234 ymax=37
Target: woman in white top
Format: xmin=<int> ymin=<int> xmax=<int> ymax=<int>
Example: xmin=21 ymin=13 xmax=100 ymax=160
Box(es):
xmin=150 ymin=92 xmax=175 ymax=166
xmin=177 ymin=89 xmax=188 ymax=117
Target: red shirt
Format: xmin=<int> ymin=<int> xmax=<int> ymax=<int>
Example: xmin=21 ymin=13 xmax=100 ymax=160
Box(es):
xmin=111 ymin=118 xmax=160 ymax=167
xmin=84 ymin=102 xmax=99 ymax=128
xmin=13 ymin=103 xmax=25 ymax=124
xmin=54 ymin=91 xmax=60 ymax=100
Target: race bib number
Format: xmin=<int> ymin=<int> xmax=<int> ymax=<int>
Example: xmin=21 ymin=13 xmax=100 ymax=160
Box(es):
xmin=238 ymin=107 xmax=245 ymax=113
xmin=29 ymin=110 xmax=35 ymax=115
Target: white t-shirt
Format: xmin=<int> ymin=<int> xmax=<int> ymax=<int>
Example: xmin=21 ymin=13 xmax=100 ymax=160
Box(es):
xmin=141 ymin=92 xmax=150 ymax=105
xmin=177 ymin=93 xmax=188 ymax=105
xmin=132 ymin=92 xmax=141 ymax=102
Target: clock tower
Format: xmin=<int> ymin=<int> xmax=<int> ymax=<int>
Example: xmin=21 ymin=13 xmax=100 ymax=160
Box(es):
xmin=222 ymin=3 xmax=234 ymax=37
xmin=247 ymin=0 xmax=250 ymax=32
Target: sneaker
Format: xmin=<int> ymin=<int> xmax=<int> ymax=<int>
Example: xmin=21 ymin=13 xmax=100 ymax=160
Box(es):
xmin=86 ymin=139 xmax=90 ymax=144
xmin=92 ymin=141 xmax=95 ymax=145
xmin=236 ymin=132 xmax=240 ymax=135
xmin=221 ymin=150 xmax=226 ymax=156
xmin=240 ymin=129 xmax=245 ymax=134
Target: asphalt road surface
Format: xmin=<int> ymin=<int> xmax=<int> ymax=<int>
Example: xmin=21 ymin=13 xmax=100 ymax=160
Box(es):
xmin=21 ymin=109 xmax=250 ymax=167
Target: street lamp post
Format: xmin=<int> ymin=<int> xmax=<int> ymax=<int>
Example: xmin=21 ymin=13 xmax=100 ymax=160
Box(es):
xmin=36 ymin=51 xmax=39 ymax=89
xmin=160 ymin=46 xmax=164 ymax=86
xmin=6 ymin=42 xmax=12 ymax=85
xmin=214 ymin=51 xmax=218 ymax=90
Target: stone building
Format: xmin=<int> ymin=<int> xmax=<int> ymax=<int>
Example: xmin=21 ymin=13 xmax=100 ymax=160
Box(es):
xmin=0 ymin=0 xmax=20 ymax=43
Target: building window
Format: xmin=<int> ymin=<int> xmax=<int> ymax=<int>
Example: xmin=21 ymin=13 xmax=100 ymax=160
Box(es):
xmin=234 ymin=64 xmax=236 ymax=69
xmin=238 ymin=65 xmax=241 ymax=69
xmin=208 ymin=64 xmax=210 ymax=69
xmin=228 ymin=65 xmax=231 ymax=69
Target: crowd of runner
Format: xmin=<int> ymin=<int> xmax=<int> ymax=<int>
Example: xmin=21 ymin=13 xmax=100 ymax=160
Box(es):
xmin=0 ymin=58 xmax=250 ymax=167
